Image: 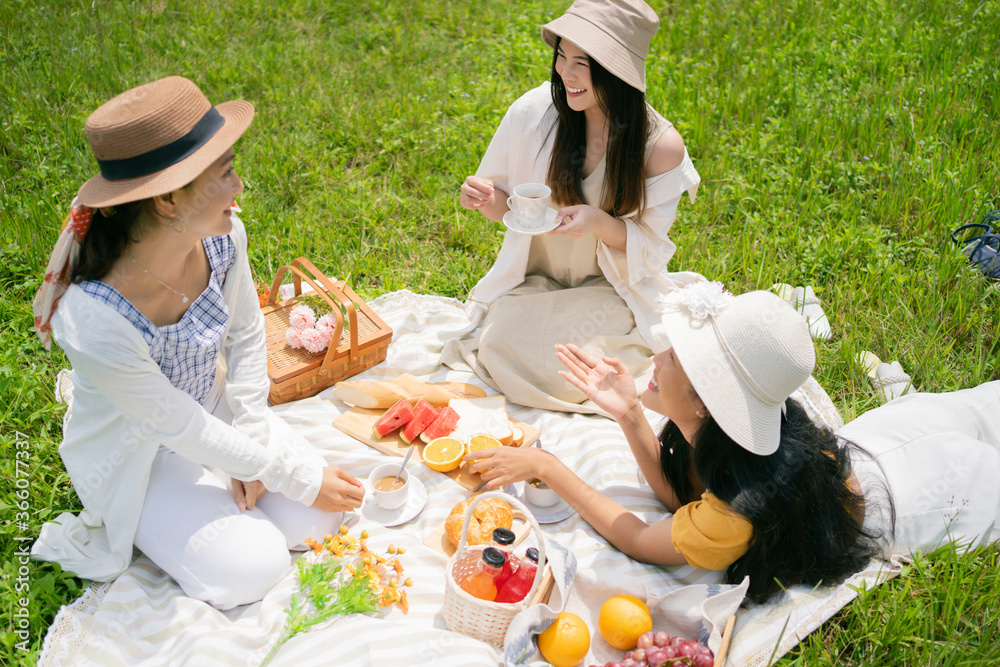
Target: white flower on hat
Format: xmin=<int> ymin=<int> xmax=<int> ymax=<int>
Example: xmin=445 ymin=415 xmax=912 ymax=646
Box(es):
xmin=662 ymin=280 xmax=734 ymax=320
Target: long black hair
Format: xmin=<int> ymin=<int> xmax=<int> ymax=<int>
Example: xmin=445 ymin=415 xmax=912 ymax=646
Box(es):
xmin=660 ymin=399 xmax=895 ymax=604
xmin=70 ymin=199 xmax=157 ymax=284
xmin=545 ymin=37 xmax=651 ymax=219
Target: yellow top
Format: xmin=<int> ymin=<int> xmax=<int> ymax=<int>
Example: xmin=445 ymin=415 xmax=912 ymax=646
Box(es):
xmin=670 ymin=492 xmax=754 ymax=570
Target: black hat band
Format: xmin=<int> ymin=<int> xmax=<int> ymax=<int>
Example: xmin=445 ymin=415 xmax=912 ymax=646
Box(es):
xmin=96 ymin=107 xmax=224 ymax=181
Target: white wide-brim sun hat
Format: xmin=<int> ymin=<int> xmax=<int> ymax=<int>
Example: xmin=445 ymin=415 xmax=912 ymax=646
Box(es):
xmin=650 ymin=283 xmax=816 ymax=456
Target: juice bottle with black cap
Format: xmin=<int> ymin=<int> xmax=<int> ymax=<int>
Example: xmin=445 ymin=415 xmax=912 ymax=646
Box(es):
xmin=459 ymin=547 xmax=506 ymax=602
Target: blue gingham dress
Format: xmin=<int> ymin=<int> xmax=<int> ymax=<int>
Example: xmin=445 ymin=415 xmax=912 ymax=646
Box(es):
xmin=81 ymin=235 xmax=236 ymax=405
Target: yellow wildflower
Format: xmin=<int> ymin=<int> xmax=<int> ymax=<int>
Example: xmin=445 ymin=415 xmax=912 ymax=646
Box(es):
xmin=363 ymin=564 xmax=380 ymax=583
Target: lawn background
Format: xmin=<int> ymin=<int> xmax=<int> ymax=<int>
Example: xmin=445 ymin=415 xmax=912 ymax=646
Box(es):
xmin=2 ymin=0 xmax=999 ymax=664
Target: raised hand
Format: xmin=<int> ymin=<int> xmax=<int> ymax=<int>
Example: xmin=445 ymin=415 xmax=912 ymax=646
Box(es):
xmin=555 ymin=343 xmax=639 ymax=420
xmin=311 ymin=466 xmax=365 ymax=512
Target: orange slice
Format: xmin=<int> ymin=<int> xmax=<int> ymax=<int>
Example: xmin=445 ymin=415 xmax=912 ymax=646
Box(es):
xmin=467 ymin=433 xmax=504 ymax=458
xmin=422 ymin=437 xmax=465 ymax=472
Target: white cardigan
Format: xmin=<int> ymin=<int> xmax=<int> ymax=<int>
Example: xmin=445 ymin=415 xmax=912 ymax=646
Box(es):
xmin=467 ymin=82 xmax=705 ymax=351
xmin=31 ymin=216 xmax=322 ymax=581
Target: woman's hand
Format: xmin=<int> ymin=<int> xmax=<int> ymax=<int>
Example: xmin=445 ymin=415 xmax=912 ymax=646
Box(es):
xmin=556 ymin=343 xmax=640 ymax=421
xmin=232 ymin=478 xmax=267 ymax=512
xmin=464 ymin=446 xmax=553 ymax=489
xmin=550 ymin=204 xmax=603 ymax=237
xmin=460 ymin=176 xmax=496 ymax=210
xmin=550 ymin=205 xmax=627 ymax=250
xmin=311 ymin=466 xmax=365 ymax=512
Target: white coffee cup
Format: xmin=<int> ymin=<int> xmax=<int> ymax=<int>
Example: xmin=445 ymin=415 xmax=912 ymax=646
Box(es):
xmin=368 ymin=463 xmax=410 ymax=510
xmin=525 ymin=479 xmax=560 ymax=507
xmin=507 ymin=183 xmax=551 ymax=228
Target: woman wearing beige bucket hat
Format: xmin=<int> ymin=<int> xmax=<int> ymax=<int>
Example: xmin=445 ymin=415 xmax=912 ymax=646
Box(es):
xmin=470 ymin=282 xmax=1000 ymax=602
xmin=31 ymin=77 xmax=364 ymax=609
xmin=446 ymin=0 xmax=703 ymax=416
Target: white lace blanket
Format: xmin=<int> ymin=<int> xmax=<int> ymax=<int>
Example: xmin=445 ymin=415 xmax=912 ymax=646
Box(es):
xmin=39 ymin=290 xmax=901 ymax=667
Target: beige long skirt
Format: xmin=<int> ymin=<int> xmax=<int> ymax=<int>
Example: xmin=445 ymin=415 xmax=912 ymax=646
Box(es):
xmin=444 ymin=274 xmax=653 ymax=416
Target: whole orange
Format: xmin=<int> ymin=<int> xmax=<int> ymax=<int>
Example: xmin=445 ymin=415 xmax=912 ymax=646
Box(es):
xmin=536 ymin=612 xmax=590 ymax=667
xmin=598 ymin=594 xmax=653 ymax=650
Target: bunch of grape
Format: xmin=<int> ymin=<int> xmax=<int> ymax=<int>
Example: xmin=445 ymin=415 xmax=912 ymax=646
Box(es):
xmin=589 ymin=630 xmax=714 ymax=667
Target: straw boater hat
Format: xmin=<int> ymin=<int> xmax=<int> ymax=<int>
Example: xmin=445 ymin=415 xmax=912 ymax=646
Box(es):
xmin=77 ymin=76 xmax=255 ymax=208
xmin=541 ymin=0 xmax=659 ymax=92
xmin=650 ymin=283 xmax=816 ymax=456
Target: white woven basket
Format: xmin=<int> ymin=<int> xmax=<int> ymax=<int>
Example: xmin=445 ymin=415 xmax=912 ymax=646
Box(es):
xmin=442 ymin=491 xmax=547 ymax=646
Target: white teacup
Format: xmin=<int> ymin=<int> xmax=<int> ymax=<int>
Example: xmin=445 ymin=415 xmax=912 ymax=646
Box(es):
xmin=368 ymin=463 xmax=410 ymax=510
xmin=507 ymin=183 xmax=551 ymax=228
xmin=525 ymin=479 xmax=560 ymax=507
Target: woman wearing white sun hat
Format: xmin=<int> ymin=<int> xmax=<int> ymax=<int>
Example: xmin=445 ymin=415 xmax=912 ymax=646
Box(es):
xmin=468 ymin=282 xmax=1000 ymax=603
xmin=31 ymin=77 xmax=364 ymax=609
xmin=447 ymin=0 xmax=703 ymax=416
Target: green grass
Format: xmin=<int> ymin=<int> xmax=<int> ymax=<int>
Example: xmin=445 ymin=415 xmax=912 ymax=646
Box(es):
xmin=1 ymin=0 xmax=999 ymax=664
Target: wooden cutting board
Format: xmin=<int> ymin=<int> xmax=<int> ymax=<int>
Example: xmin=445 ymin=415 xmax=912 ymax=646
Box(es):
xmin=332 ymin=407 xmax=539 ymax=492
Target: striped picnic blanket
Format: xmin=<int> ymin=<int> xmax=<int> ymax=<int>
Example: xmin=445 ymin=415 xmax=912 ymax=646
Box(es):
xmin=38 ymin=289 xmax=902 ymax=666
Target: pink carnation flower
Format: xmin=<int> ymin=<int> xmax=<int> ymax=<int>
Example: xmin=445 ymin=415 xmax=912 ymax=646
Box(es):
xmin=285 ymin=327 xmax=303 ymax=349
xmin=299 ymin=327 xmax=330 ymax=354
xmin=316 ymin=313 xmax=339 ymax=337
xmin=288 ymin=304 xmax=316 ymax=331
xmin=314 ymin=326 xmax=332 ymax=350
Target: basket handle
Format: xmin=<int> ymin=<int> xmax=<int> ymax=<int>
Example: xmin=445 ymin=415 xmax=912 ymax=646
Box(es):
xmin=291 ymin=258 xmax=361 ymax=364
xmin=267 ymin=259 xmax=360 ymax=367
xmin=457 ymin=491 xmax=548 ymax=606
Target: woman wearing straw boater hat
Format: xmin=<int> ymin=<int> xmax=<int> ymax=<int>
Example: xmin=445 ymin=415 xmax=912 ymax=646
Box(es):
xmin=468 ymin=281 xmax=1000 ymax=603
xmin=31 ymin=77 xmax=364 ymax=609
xmin=446 ymin=0 xmax=703 ymax=416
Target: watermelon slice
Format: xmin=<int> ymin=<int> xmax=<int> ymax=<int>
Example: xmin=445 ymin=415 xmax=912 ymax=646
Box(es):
xmin=400 ymin=399 xmax=438 ymax=444
xmin=372 ymin=398 xmax=415 ymax=439
xmin=419 ymin=406 xmax=460 ymax=442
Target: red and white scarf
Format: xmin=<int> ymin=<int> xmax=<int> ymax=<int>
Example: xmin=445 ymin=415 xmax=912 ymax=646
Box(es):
xmin=32 ymin=201 xmax=94 ymax=350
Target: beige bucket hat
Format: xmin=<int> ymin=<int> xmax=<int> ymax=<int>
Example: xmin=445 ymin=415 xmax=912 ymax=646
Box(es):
xmin=76 ymin=76 xmax=254 ymax=208
xmin=541 ymin=0 xmax=659 ymax=92
xmin=650 ymin=283 xmax=816 ymax=455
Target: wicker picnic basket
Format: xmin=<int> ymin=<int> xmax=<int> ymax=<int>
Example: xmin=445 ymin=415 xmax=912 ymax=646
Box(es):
xmin=442 ymin=491 xmax=548 ymax=646
xmin=262 ymin=257 xmax=392 ymax=405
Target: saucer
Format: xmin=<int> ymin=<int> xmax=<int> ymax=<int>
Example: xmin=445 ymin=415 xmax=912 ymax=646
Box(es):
xmin=361 ymin=477 xmax=427 ymax=527
xmin=503 ymin=207 xmax=561 ymax=235
xmin=503 ymin=483 xmax=575 ymax=524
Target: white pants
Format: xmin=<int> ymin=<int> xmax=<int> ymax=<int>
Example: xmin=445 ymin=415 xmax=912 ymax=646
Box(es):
xmin=838 ymin=381 xmax=1000 ymax=555
xmin=134 ymin=379 xmax=342 ymax=610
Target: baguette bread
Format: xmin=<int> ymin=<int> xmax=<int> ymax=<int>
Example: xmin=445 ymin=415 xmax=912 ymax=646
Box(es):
xmin=333 ymin=373 xmax=486 ymax=409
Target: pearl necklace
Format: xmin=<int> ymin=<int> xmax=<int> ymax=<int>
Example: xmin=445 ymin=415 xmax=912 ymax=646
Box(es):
xmin=124 ymin=249 xmax=190 ymax=304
